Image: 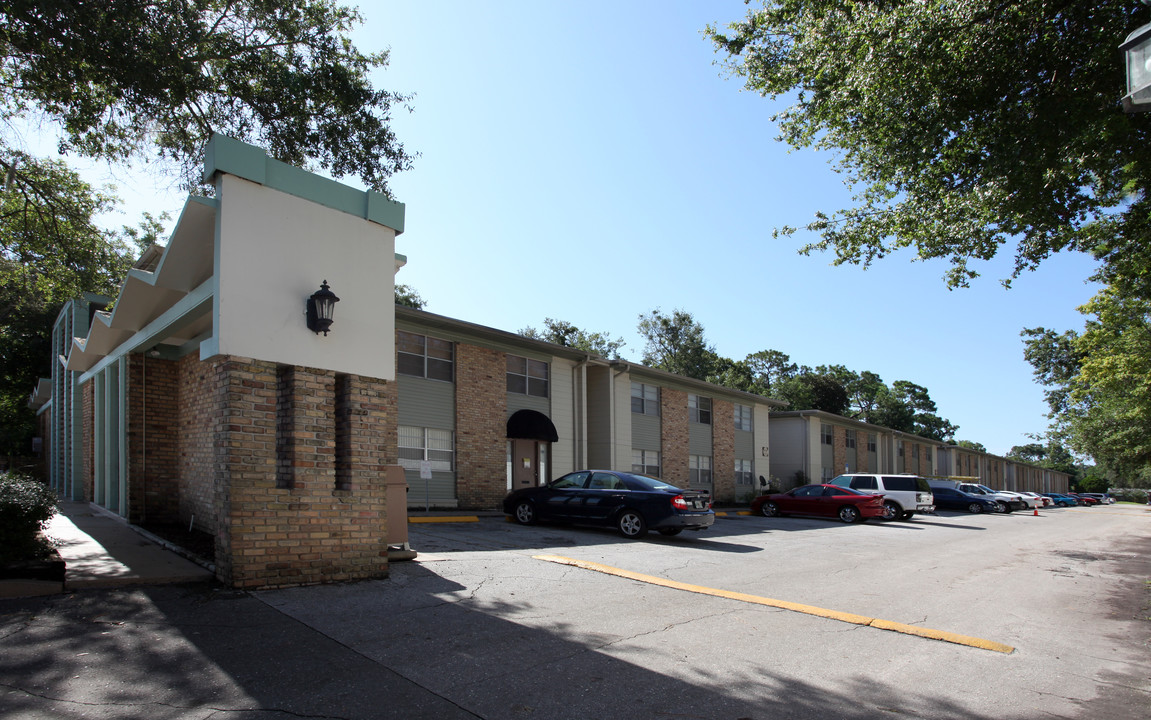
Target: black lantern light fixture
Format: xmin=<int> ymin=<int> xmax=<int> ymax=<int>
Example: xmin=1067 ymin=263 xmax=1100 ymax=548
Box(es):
xmin=1122 ymin=3 xmax=1151 ymax=113
xmin=306 ymin=280 xmax=340 ymax=336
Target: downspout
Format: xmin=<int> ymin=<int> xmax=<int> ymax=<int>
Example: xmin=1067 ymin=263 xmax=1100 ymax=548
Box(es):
xmin=796 ymin=410 xmax=814 ymax=485
xmin=575 ymin=355 xmax=590 ymax=469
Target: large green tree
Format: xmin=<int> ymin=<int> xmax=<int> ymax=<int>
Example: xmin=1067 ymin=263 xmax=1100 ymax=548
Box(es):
xmin=520 ymin=318 xmax=626 ymax=359
xmin=637 ymin=309 xmax=717 ymax=380
xmin=0 ymin=0 xmax=414 ymax=454
xmin=708 ymin=2 xmax=1147 ymax=290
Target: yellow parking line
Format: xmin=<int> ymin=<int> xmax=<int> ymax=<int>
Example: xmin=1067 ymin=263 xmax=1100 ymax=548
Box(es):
xmin=409 ymin=516 xmax=479 ymax=523
xmin=534 ymin=554 xmax=1014 ymax=655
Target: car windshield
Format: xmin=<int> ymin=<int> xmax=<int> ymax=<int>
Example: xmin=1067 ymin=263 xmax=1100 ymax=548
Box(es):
xmin=829 ymin=486 xmax=867 ymax=496
xmin=976 ymin=485 xmax=997 ymax=494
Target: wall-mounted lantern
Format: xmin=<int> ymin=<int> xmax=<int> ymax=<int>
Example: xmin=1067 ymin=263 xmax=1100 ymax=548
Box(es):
xmin=1122 ymin=15 xmax=1151 ymax=112
xmin=306 ymin=280 xmax=340 ymax=336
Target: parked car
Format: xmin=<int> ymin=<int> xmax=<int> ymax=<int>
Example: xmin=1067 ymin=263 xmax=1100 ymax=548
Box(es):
xmin=503 ymin=470 xmax=714 ymax=539
xmin=1008 ymin=492 xmax=1044 ymax=510
xmin=829 ymin=474 xmax=935 ymax=520
xmin=956 ymin=483 xmax=1026 ymax=512
xmin=1070 ymin=493 xmax=1101 ymax=505
xmin=930 ymin=486 xmax=999 ymax=514
xmin=751 ymin=484 xmax=888 ymax=523
xmin=1020 ymin=492 xmax=1053 ymax=507
xmin=1081 ymin=493 xmax=1115 ymax=504
xmin=1042 ymin=493 xmax=1079 ymax=507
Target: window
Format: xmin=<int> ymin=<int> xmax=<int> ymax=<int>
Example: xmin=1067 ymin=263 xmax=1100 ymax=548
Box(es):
xmin=735 ymin=458 xmax=753 ymax=485
xmin=631 ymin=449 xmax=661 ymax=477
xmin=398 ymin=426 xmax=454 ymax=471
xmin=926 ymin=447 xmax=933 ymax=462
xmin=397 ymin=331 xmax=453 ymax=381
xmin=734 ymin=404 xmax=753 ymax=432
xmin=689 ymin=455 xmax=712 ymax=485
xmin=689 ymin=394 xmax=712 ymax=424
xmin=912 ymin=445 xmax=920 ymax=460
xmin=820 ymin=423 xmax=833 ymax=445
xmin=631 ymin=382 xmax=659 ymax=415
xmin=845 ymin=429 xmax=856 ymax=449
xmin=868 ymin=434 xmax=877 ymax=453
xmin=507 ymin=355 xmax=549 ymax=397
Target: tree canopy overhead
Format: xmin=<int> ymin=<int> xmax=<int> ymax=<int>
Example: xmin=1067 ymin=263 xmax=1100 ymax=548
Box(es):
xmin=1 ymin=0 xmax=415 ymax=195
xmin=708 ymin=2 xmax=1147 ymax=289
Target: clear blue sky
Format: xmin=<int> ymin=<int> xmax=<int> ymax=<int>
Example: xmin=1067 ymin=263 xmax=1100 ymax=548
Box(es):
xmin=80 ymin=1 xmax=1102 ymax=457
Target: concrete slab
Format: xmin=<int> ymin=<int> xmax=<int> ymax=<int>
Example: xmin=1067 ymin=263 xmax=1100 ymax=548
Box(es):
xmin=46 ymin=502 xmax=214 ymax=589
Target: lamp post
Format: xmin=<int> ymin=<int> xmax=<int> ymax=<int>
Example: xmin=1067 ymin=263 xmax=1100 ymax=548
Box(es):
xmin=1122 ymin=6 xmax=1151 ymax=112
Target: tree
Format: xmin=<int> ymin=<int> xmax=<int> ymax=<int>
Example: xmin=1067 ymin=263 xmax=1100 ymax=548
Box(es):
xmin=2 ymin=0 xmax=415 ymax=196
xmin=956 ymin=440 xmax=987 ymax=453
xmin=520 ymin=318 xmax=626 ymax=358
xmin=744 ymin=349 xmax=798 ymax=391
xmin=1006 ymin=443 xmax=1046 ymax=463
xmin=707 ymin=3 xmax=1148 ymax=291
xmin=773 ymin=373 xmax=849 ymax=415
xmin=637 ymin=309 xmax=716 ymax=380
xmin=394 ymin=284 xmax=425 ymax=309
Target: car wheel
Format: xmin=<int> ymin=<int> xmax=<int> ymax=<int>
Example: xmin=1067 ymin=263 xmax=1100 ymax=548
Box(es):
xmin=838 ymin=505 xmax=861 ymax=523
xmin=617 ymin=510 xmax=648 ymax=538
xmin=968 ymin=502 xmax=983 ymax=514
xmin=993 ymin=501 xmax=1007 ymax=513
xmin=513 ymin=501 xmax=536 ymax=525
xmin=902 ymin=511 xmax=916 ymax=520
xmin=657 ymin=527 xmax=683 ymax=536
xmin=761 ymin=502 xmax=780 ymax=517
xmin=882 ymin=501 xmax=900 ymax=521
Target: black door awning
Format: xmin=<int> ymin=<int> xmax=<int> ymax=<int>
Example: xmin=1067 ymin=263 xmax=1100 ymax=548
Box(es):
xmin=506 ymin=409 xmax=559 ymax=442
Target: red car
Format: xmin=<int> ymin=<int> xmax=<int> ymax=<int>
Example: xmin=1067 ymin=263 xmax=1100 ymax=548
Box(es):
xmin=751 ymin=484 xmax=887 ymax=524
xmin=1070 ymin=493 xmax=1101 ymax=505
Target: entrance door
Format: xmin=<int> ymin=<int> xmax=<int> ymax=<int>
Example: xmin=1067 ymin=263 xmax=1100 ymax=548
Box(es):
xmin=511 ymin=438 xmax=541 ymax=489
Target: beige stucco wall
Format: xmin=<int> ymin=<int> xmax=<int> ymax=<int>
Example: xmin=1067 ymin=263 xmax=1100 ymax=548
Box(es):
xmin=210 ymin=173 xmax=397 ymax=380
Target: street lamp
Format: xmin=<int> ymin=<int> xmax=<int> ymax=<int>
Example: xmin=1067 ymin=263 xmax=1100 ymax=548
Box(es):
xmin=1122 ymin=9 xmax=1151 ymax=112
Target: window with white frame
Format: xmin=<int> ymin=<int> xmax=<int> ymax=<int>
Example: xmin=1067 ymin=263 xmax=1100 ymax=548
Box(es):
xmin=689 ymin=455 xmax=712 ymax=485
xmin=845 ymin=429 xmax=856 ymax=449
xmin=689 ymin=394 xmax=712 ymax=424
xmin=820 ymin=423 xmax=833 ymax=445
xmin=397 ymin=331 xmax=453 ymax=381
xmin=631 ymin=449 xmax=660 ymax=477
xmin=506 ymin=355 xmax=549 ymax=397
xmin=398 ymin=426 xmax=455 ymax=471
xmin=735 ymin=458 xmax=753 ymax=485
xmin=631 ymin=382 xmax=659 ymax=415
xmin=734 ymin=404 xmax=752 ymax=432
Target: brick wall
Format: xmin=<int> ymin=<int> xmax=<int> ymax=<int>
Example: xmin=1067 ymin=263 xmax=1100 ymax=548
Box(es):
xmin=660 ymin=388 xmax=688 ymax=487
xmin=833 ymin=426 xmax=846 ymax=476
xmin=712 ymin=399 xmax=735 ymax=502
xmin=179 ymin=353 xmax=226 ymax=533
xmin=213 ymin=358 xmax=390 ymax=589
xmin=127 ymin=354 xmax=181 ymax=525
xmin=455 ymin=343 xmax=507 ymax=508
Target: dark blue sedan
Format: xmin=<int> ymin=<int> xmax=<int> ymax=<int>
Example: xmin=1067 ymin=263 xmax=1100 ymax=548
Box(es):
xmin=503 ymin=470 xmax=714 ymax=539
xmin=931 ymin=486 xmax=999 ymax=513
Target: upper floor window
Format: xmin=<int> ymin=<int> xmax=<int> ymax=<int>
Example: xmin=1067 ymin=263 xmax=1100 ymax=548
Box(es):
xmin=734 ymin=404 xmax=753 ymax=432
xmin=868 ymin=434 xmax=877 ymax=453
xmin=507 ymin=355 xmax=549 ymax=397
xmin=689 ymin=394 xmax=712 ymax=424
xmin=912 ymin=445 xmax=920 ymax=459
xmin=631 ymin=382 xmax=659 ymax=415
xmin=397 ymin=330 xmax=453 ymax=381
xmin=820 ymin=423 xmax=833 ymax=445
xmin=845 ymin=429 xmax=856 ymax=449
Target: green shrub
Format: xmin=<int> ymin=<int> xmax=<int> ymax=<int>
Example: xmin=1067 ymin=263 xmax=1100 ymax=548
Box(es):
xmin=0 ymin=473 xmax=59 ymax=563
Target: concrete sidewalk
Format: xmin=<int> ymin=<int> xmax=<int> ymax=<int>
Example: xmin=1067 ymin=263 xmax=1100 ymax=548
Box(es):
xmin=45 ymin=501 xmax=214 ymax=590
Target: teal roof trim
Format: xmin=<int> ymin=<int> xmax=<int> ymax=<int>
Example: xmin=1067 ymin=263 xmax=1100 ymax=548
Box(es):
xmin=201 ymin=134 xmax=405 ymax=235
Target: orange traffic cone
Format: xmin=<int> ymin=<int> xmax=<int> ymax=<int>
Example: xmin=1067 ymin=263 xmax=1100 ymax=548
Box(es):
xmin=1033 ymin=507 xmax=1039 ymax=516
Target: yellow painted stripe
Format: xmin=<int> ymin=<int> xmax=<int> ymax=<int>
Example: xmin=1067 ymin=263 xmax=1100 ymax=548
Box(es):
xmin=408 ymin=516 xmax=479 ymax=524
xmin=534 ymin=554 xmax=1014 ymax=655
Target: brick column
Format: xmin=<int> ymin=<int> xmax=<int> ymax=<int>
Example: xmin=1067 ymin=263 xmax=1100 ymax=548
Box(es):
xmin=712 ymin=399 xmax=735 ymax=502
xmin=455 ymin=343 xmax=507 ymax=508
xmin=660 ymin=388 xmax=688 ymax=487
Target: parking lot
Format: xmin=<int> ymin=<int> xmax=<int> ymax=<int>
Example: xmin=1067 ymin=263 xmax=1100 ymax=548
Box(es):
xmin=255 ymin=504 xmax=1151 ymax=719
xmin=3 ymin=504 xmax=1148 ymax=719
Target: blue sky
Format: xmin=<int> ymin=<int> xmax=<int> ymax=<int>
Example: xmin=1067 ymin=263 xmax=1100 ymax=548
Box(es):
xmin=77 ymin=1 xmax=1101 ymax=456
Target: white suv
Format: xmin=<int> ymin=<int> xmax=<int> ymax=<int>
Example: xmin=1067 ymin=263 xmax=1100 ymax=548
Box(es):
xmin=829 ymin=474 xmax=935 ymax=521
